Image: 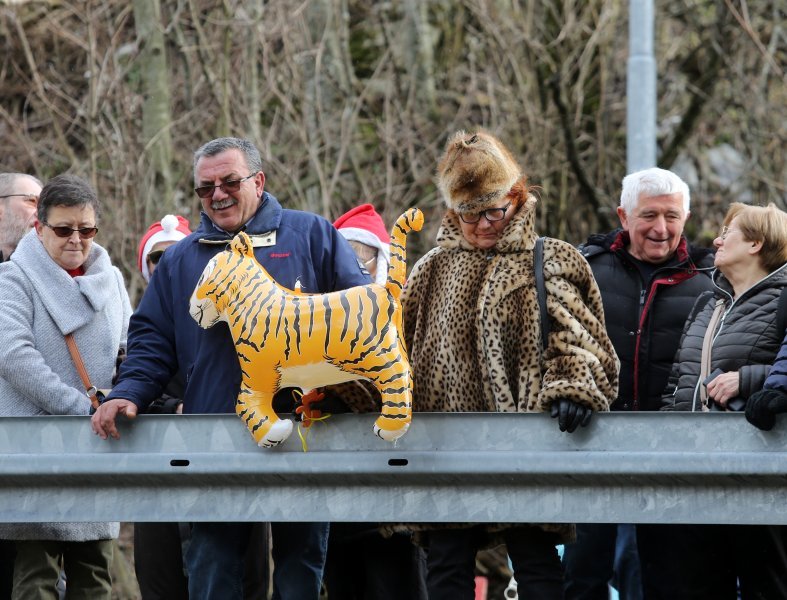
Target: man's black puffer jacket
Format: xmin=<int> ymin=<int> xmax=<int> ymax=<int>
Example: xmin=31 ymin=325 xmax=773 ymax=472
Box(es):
xmin=663 ymin=263 xmax=787 ymax=411
xmin=581 ymin=230 xmax=715 ymax=412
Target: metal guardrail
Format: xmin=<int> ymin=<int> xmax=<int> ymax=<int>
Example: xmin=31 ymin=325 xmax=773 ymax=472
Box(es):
xmin=1 ymin=412 xmax=785 ymax=524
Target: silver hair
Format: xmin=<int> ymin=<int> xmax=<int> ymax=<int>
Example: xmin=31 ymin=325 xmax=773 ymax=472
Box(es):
xmin=192 ymin=138 xmax=263 ymax=183
xmin=0 ymin=173 xmax=43 ymax=197
xmin=620 ymin=167 xmax=690 ymax=215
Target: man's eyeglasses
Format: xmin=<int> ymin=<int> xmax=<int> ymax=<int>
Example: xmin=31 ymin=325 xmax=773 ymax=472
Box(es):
xmin=458 ymin=202 xmax=511 ymax=224
xmin=42 ymin=223 xmax=98 ymax=239
xmin=194 ymin=173 xmax=257 ymax=199
xmin=0 ymin=194 xmax=38 ymax=203
xmin=147 ymin=249 xmax=165 ymax=265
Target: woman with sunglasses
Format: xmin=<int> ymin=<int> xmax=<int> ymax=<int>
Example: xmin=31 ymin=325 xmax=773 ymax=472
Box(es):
xmin=396 ymin=130 xmax=618 ymax=599
xmin=0 ymin=174 xmax=131 ymax=599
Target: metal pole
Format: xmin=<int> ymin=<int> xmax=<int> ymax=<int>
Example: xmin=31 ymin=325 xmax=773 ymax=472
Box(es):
xmin=627 ymin=0 xmax=657 ymax=171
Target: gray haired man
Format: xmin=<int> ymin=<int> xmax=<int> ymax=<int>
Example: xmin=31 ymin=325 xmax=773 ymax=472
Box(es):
xmin=0 ymin=173 xmax=42 ymax=262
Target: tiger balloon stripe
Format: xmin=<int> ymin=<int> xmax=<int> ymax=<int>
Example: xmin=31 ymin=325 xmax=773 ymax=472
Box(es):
xmin=190 ymin=208 xmax=423 ymax=447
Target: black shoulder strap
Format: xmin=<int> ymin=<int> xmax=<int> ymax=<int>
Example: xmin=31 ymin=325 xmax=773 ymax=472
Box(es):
xmin=534 ymin=237 xmax=549 ymax=349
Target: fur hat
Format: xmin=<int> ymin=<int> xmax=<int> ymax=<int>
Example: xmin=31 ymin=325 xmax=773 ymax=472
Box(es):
xmin=334 ymin=204 xmax=390 ymax=285
xmin=137 ymin=214 xmax=191 ymax=281
xmin=437 ymin=130 xmax=522 ymax=213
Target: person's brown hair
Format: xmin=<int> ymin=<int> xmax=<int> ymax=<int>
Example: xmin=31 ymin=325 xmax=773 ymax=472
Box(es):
xmin=723 ymin=202 xmax=787 ymax=273
xmin=505 ymin=175 xmax=530 ymax=209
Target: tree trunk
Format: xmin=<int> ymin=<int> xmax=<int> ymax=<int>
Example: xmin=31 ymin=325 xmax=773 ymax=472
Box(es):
xmin=133 ymin=0 xmax=175 ymax=221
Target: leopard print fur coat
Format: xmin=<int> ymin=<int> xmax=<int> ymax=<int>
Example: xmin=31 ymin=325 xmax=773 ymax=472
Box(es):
xmin=386 ymin=196 xmax=618 ymax=545
xmin=404 ymin=195 xmax=618 ymax=416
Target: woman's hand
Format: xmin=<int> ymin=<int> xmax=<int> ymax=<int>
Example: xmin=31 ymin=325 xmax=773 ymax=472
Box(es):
xmin=706 ymin=371 xmax=740 ymax=408
xmin=550 ymin=398 xmax=593 ymax=433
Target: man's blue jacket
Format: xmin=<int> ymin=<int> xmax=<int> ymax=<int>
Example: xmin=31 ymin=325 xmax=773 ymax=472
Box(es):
xmin=107 ymin=192 xmax=370 ymax=414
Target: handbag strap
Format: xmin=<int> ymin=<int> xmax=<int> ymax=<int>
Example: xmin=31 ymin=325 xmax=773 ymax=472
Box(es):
xmin=64 ymin=333 xmax=100 ymax=410
xmin=698 ymin=299 xmax=725 ymax=411
xmin=534 ymin=237 xmax=549 ymax=350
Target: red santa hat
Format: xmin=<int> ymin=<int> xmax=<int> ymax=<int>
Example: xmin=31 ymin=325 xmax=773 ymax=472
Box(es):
xmin=137 ymin=214 xmax=192 ymax=282
xmin=333 ymin=204 xmax=390 ymax=285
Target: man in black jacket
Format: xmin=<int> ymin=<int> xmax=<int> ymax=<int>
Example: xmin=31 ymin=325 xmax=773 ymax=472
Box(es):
xmin=562 ymin=167 xmax=715 ymax=600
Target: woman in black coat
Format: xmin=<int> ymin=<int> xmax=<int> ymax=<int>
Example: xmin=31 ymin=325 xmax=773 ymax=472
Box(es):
xmin=664 ymin=202 xmax=787 ymax=412
xmin=640 ymin=202 xmax=787 ymax=600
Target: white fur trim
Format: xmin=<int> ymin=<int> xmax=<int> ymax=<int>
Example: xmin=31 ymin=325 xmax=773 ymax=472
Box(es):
xmin=339 ymin=227 xmax=390 ymax=285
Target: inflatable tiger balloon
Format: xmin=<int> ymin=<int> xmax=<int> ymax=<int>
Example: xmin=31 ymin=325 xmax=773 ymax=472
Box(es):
xmin=189 ymin=208 xmax=423 ymax=448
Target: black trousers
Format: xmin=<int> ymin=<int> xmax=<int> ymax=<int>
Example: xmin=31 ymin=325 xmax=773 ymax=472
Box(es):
xmin=425 ymin=526 xmax=564 ymax=600
xmin=0 ymin=539 xmax=14 ymax=600
xmin=637 ymin=523 xmax=787 ymax=599
xmin=323 ymin=523 xmax=427 ymax=600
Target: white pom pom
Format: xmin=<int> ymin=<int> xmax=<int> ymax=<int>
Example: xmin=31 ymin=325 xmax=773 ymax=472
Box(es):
xmin=160 ymin=214 xmax=178 ymax=233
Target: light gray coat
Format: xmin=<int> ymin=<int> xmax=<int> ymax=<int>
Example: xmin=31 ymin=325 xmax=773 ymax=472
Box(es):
xmin=0 ymin=229 xmax=131 ymax=540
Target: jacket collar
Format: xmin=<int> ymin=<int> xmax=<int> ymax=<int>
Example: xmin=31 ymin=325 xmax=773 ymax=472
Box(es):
xmin=10 ymin=229 xmax=117 ymax=334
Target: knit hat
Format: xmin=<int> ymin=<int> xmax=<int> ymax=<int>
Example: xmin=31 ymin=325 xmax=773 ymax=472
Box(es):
xmin=334 ymin=204 xmax=390 ymax=285
xmin=138 ymin=214 xmax=191 ymax=281
xmin=437 ymin=130 xmax=522 ymax=213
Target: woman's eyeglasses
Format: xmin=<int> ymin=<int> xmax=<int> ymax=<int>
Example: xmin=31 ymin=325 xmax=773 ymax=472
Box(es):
xmin=43 ymin=223 xmax=98 ymax=239
xmin=720 ymin=225 xmax=738 ymax=241
xmin=458 ymin=202 xmax=511 ymax=224
xmin=194 ymin=173 xmax=257 ymax=199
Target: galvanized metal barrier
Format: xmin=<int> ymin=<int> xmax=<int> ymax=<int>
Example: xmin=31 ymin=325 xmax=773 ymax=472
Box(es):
xmin=0 ymin=412 xmax=785 ymax=524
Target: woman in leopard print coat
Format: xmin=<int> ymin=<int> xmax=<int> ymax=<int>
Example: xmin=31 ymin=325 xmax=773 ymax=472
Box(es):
xmin=402 ymin=130 xmax=619 ymax=600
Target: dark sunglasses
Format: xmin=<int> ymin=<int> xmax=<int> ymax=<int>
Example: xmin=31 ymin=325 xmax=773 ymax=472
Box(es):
xmin=43 ymin=222 xmax=98 ymax=239
xmin=147 ymin=249 xmax=165 ymax=265
xmin=458 ymin=201 xmax=512 ymax=224
xmin=194 ymin=172 xmax=257 ymax=199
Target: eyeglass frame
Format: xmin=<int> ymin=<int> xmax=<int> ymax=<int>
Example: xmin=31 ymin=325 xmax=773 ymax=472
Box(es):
xmin=42 ymin=222 xmax=99 ymax=239
xmin=719 ymin=225 xmax=739 ymax=241
xmin=0 ymin=194 xmax=39 ymax=202
xmin=194 ymin=172 xmax=258 ymax=199
xmin=457 ymin=201 xmax=512 ymax=224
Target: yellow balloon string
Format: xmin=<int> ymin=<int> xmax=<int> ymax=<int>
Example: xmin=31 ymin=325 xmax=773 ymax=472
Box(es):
xmin=291 ymin=389 xmax=333 ymax=452
xmin=296 ymin=414 xmax=333 ymax=452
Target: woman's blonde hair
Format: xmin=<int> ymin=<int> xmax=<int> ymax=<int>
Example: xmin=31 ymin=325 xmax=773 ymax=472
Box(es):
xmin=723 ymin=202 xmax=787 ymax=273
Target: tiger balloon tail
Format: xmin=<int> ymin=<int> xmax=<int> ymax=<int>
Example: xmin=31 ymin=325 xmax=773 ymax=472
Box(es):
xmin=189 ymin=208 xmax=424 ymax=448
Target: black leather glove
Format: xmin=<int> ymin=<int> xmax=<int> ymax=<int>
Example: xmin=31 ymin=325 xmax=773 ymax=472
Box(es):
xmin=550 ymin=398 xmax=593 ymax=433
xmin=745 ymin=389 xmax=787 ymax=431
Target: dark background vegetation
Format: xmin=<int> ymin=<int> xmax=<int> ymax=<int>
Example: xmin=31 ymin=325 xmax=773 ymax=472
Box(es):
xmin=1 ymin=0 xmax=784 ymax=303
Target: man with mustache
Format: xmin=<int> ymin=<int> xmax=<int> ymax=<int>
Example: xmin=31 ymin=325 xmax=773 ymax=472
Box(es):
xmin=92 ymin=137 xmax=370 ymax=600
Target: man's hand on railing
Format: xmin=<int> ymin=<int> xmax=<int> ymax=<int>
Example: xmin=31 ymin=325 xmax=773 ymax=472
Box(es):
xmin=91 ymin=399 xmax=138 ymax=440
